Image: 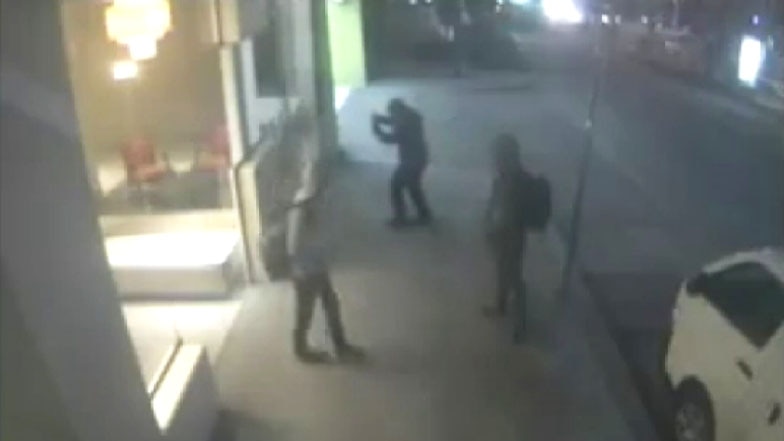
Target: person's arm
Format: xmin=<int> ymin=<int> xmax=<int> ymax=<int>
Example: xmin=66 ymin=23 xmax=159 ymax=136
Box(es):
xmin=372 ymin=115 xmax=398 ymax=144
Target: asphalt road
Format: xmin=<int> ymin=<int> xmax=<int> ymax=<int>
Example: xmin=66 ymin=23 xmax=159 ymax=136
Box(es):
xmin=515 ymin=27 xmax=784 ymax=439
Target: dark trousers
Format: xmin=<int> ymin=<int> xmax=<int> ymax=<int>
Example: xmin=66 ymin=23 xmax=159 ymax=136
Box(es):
xmin=493 ymin=230 xmax=527 ymax=331
xmin=293 ymin=272 xmax=347 ymax=351
xmin=391 ymin=164 xmax=431 ymax=221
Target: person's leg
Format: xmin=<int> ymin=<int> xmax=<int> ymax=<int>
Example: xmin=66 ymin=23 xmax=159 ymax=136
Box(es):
xmin=484 ymin=247 xmax=512 ymax=317
xmin=497 ymin=251 xmax=514 ymax=313
xmin=406 ymin=165 xmax=432 ymax=223
xmin=317 ymin=273 xmax=347 ymax=348
xmin=293 ymin=277 xmax=328 ymax=362
xmin=318 ymin=273 xmax=364 ymax=360
xmin=389 ymin=165 xmax=407 ymax=225
xmin=509 ymin=241 xmax=527 ymax=342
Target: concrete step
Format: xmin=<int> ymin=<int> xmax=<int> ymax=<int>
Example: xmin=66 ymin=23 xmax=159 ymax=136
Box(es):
xmin=152 ymin=344 xmax=218 ymax=441
xmin=104 ymin=230 xmax=245 ymax=299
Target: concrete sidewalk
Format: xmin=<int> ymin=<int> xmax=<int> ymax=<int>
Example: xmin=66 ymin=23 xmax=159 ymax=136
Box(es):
xmin=211 ymin=158 xmax=639 ymax=441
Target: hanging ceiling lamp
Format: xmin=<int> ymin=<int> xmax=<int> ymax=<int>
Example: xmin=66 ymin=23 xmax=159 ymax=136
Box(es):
xmin=105 ymin=0 xmax=171 ymax=61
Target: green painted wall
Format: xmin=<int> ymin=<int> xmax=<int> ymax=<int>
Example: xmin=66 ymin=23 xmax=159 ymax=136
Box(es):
xmin=327 ymin=0 xmax=367 ymax=87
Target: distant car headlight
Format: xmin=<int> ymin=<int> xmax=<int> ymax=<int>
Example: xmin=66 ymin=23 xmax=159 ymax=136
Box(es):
xmin=738 ymin=35 xmax=765 ymax=86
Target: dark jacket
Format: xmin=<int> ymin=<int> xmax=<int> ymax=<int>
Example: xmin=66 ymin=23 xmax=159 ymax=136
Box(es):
xmin=372 ymin=107 xmax=429 ymax=167
xmin=485 ymin=168 xmax=530 ymax=242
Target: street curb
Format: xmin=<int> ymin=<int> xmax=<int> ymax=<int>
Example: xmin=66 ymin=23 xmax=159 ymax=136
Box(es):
xmin=547 ymin=228 xmax=660 ymax=441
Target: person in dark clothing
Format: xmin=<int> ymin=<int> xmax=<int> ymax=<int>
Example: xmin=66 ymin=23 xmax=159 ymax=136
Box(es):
xmin=372 ymin=98 xmax=432 ymax=227
xmin=483 ymin=134 xmax=531 ymax=338
xmin=287 ymin=187 xmax=364 ymax=363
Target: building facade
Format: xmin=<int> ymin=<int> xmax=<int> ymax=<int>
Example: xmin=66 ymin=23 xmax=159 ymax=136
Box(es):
xmin=0 ymin=1 xmax=358 ymax=440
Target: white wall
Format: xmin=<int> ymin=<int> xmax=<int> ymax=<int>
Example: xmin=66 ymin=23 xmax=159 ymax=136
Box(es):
xmin=0 ymin=1 xmax=162 ymax=440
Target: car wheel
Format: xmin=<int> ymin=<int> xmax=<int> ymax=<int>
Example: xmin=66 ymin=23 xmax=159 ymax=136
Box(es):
xmin=673 ymin=382 xmax=715 ymax=441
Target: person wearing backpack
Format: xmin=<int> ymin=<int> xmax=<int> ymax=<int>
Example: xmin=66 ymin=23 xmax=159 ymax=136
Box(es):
xmin=482 ymin=134 xmax=551 ymax=340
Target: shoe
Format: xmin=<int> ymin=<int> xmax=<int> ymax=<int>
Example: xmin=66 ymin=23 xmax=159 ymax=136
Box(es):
xmin=335 ymin=343 xmax=366 ymax=363
xmin=482 ymin=305 xmax=506 ymax=318
xmin=295 ymin=347 xmax=330 ymax=364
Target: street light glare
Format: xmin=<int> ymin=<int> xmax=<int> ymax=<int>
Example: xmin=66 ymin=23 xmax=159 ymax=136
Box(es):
xmin=542 ymin=0 xmax=584 ymax=25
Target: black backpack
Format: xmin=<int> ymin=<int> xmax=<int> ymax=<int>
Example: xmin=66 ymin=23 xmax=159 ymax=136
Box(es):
xmin=520 ymin=175 xmax=552 ymax=231
xmin=259 ymin=221 xmax=290 ymax=280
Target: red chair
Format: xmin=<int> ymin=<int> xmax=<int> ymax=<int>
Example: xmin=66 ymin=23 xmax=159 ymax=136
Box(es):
xmin=121 ymin=137 xmax=171 ymax=185
xmin=120 ymin=138 xmax=174 ymax=209
xmin=193 ymin=125 xmax=231 ymax=172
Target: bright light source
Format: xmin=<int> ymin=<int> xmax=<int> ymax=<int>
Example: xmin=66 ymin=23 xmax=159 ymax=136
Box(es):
xmin=601 ymin=14 xmax=610 ymax=24
xmin=511 ymin=0 xmax=532 ymax=4
xmin=105 ymin=0 xmax=171 ymax=61
xmin=105 ymin=231 xmax=240 ymax=268
xmin=334 ymin=86 xmax=352 ymax=111
xmin=641 ymin=15 xmax=649 ymax=25
xmin=127 ymin=37 xmax=157 ymax=60
xmin=752 ymin=15 xmax=760 ymax=26
xmin=738 ymin=35 xmax=765 ymax=86
xmin=112 ymin=59 xmax=139 ymax=80
xmin=542 ymin=0 xmax=584 ymax=24
xmin=106 ymin=0 xmax=171 ymax=43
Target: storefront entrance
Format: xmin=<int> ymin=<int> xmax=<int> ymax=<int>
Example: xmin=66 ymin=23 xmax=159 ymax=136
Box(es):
xmin=60 ymin=0 xmax=248 ymax=301
xmin=59 ymin=0 xmax=250 ymax=399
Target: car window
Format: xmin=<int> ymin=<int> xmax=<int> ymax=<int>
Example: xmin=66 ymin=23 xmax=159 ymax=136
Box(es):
xmin=703 ymin=262 xmax=784 ymax=348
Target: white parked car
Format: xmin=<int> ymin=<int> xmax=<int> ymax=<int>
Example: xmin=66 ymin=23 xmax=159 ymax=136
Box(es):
xmin=666 ymin=248 xmax=784 ymax=441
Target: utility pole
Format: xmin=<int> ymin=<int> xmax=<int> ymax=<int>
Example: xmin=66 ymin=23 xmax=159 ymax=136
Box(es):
xmin=558 ymin=16 xmax=613 ymax=304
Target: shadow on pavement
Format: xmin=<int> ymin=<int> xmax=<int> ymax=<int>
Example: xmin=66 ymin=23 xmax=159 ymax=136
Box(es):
xmin=584 ymin=271 xmax=683 ymax=441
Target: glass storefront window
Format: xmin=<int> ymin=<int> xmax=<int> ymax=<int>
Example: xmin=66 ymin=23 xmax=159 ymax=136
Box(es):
xmin=59 ymin=0 xmax=249 ymax=399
